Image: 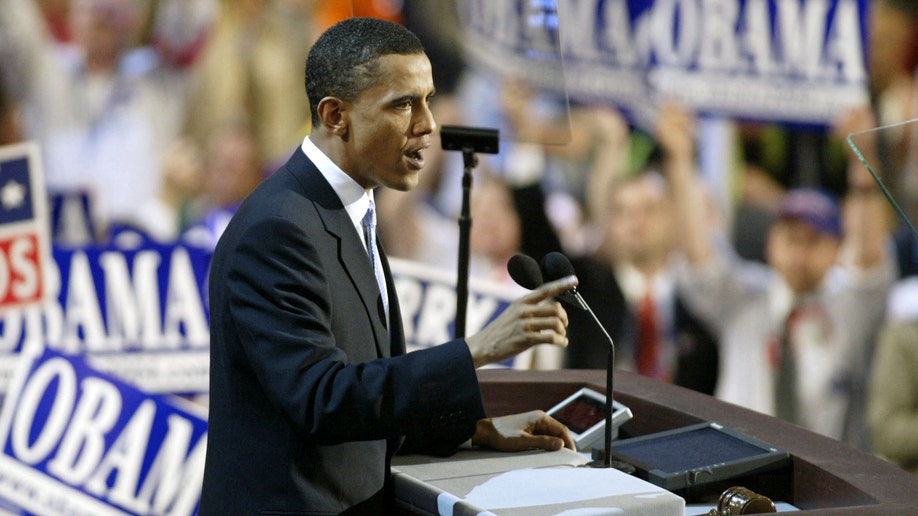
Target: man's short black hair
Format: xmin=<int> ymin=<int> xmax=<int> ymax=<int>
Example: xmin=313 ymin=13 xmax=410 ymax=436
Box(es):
xmin=305 ymin=17 xmax=427 ymax=126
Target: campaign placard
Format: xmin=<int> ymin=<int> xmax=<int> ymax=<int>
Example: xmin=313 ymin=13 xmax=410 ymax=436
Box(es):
xmin=391 ymin=258 xmax=523 ymax=351
xmin=0 ymin=243 xmax=212 ymax=396
xmin=390 ymin=258 xmax=552 ymax=369
xmin=0 ymin=347 xmax=207 ymax=515
xmin=0 ymin=142 xmax=52 ymax=313
xmin=0 ymin=250 xmax=533 ymax=397
xmin=457 ymin=0 xmax=869 ymax=127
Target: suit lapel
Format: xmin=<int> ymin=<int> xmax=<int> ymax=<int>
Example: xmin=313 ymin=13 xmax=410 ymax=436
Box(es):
xmin=286 ymin=150 xmax=392 ymax=358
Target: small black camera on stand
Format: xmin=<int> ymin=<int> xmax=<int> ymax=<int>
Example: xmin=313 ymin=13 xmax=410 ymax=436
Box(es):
xmin=440 ymin=125 xmax=499 ymax=339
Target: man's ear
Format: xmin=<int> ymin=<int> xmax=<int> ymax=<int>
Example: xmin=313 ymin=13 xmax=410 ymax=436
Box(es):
xmin=316 ymin=97 xmax=348 ymax=136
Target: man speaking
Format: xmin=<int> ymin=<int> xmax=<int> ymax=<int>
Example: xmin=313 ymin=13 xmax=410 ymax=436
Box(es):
xmin=200 ymin=17 xmax=577 ymax=514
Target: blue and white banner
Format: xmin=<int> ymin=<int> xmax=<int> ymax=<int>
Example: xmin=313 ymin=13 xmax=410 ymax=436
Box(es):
xmin=0 ymin=243 xmax=212 ymax=396
xmin=0 ymin=142 xmax=52 ymax=313
xmin=458 ymin=0 xmax=869 ymax=126
xmin=0 ymin=250 xmax=524 ymax=395
xmin=0 ymin=347 xmax=207 ymax=515
xmin=391 ymin=257 xmax=524 ymax=354
xmin=390 ymin=258 xmax=546 ymax=369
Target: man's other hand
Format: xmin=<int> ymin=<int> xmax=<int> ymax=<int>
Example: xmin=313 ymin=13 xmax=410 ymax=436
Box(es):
xmin=471 ymin=410 xmax=575 ymax=452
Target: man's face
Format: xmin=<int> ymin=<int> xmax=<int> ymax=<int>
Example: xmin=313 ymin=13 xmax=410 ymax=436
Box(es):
xmin=607 ymin=176 xmax=673 ymax=264
xmin=766 ymin=219 xmax=840 ymax=294
xmin=71 ymin=0 xmax=133 ymax=66
xmin=339 ymin=53 xmax=436 ymax=191
xmin=868 ymin=0 xmax=917 ymax=93
xmin=471 ymin=180 xmax=521 ymax=263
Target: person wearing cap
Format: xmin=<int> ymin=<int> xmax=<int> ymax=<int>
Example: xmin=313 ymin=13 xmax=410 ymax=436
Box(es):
xmin=657 ymin=102 xmax=896 ymax=449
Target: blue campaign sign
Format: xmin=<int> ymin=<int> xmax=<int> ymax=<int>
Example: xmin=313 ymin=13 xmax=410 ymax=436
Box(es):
xmin=0 ymin=142 xmax=52 ymax=312
xmin=457 ymin=0 xmax=869 ymax=126
xmin=0 ymin=157 xmax=35 ymax=225
xmin=390 ymin=258 xmax=520 ymax=352
xmin=390 ymin=258 xmax=542 ymax=369
xmin=0 ymin=244 xmax=526 ymax=399
xmin=0 ymin=347 xmax=207 ymax=515
xmin=0 ymin=242 xmax=212 ymax=396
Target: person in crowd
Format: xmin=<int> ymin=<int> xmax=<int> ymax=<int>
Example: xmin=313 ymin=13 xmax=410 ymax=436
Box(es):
xmin=563 ymin=166 xmax=721 ymax=394
xmin=144 ymin=136 xmax=204 ymax=243
xmin=467 ymin=173 xmax=527 ymax=283
xmin=663 ymin=102 xmax=896 ymax=449
xmin=867 ymin=318 xmax=918 ymax=475
xmin=0 ymin=0 xmax=206 ymax=243
xmin=0 ymin=69 xmax=20 ymax=145
xmin=492 ymin=86 xmax=721 ymax=391
xmin=200 ymin=18 xmax=578 ymax=514
xmin=182 ymin=0 xmax=315 ymax=171
xmin=728 ymin=127 xmax=789 ymax=264
xmin=862 ymin=0 xmax=918 ymax=276
xmin=181 ymin=121 xmax=266 ymax=250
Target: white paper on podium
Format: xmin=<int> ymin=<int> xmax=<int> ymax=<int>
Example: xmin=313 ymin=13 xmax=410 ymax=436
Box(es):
xmin=464 ymin=467 xmax=677 ymax=510
xmin=393 ymin=449 xmax=684 ymax=515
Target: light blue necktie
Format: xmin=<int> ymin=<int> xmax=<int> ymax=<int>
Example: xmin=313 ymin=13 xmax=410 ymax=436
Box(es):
xmin=362 ymin=200 xmax=389 ymax=319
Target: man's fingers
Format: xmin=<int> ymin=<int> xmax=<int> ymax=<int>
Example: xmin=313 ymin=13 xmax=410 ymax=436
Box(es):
xmin=534 ymin=417 xmax=576 ymax=450
xmin=507 ymin=435 xmax=565 ymax=452
xmin=474 ymin=413 xmax=575 ymax=452
xmin=468 ymin=278 xmax=574 ymax=367
xmin=523 ymin=314 xmax=568 ymax=334
xmin=524 ymin=275 xmax=578 ymax=304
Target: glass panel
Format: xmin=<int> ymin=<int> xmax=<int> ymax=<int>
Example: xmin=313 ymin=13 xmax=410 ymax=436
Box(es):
xmin=847 ymin=118 xmax=918 ymax=239
xmin=452 ymin=1 xmax=572 ymax=145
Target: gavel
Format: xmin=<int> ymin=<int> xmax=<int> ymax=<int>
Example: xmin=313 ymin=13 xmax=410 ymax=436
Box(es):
xmin=707 ymin=486 xmax=777 ymax=515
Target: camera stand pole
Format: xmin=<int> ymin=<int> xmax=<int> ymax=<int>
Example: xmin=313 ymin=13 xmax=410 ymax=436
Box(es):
xmin=439 ymin=125 xmax=500 ymax=340
xmin=455 ymin=148 xmax=477 ymax=339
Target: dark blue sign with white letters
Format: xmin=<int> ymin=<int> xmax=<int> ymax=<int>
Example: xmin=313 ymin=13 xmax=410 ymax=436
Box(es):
xmin=0 ymin=157 xmax=35 ymax=225
xmin=0 ymin=242 xmax=213 ymax=396
xmin=458 ymin=0 xmax=869 ymax=126
xmin=0 ymin=347 xmax=207 ymax=515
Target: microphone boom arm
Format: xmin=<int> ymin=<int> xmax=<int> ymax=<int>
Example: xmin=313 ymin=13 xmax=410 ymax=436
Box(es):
xmin=571 ymin=291 xmax=618 ymax=469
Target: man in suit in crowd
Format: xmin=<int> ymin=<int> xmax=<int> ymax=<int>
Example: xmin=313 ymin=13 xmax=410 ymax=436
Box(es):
xmin=502 ymin=143 xmax=719 ymax=392
xmin=200 ymin=17 xmax=577 ymax=514
xmin=563 ymin=170 xmax=720 ymax=395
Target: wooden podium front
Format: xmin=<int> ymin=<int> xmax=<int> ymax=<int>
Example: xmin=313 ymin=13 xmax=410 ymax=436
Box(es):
xmin=476 ymin=368 xmax=918 ymax=514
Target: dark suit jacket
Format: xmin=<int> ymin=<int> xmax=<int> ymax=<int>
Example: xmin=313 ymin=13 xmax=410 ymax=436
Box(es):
xmin=199 ymin=148 xmax=486 ymax=515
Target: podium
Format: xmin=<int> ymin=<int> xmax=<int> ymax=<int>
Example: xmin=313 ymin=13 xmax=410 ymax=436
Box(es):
xmin=465 ymin=368 xmax=918 ymax=514
xmin=393 ymin=448 xmax=685 ymax=515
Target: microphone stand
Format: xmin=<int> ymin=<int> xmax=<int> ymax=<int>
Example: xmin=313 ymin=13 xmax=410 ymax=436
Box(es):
xmin=521 ymin=251 xmax=634 ymax=471
xmin=568 ymin=287 xmax=632 ymax=471
xmin=584 ymin=306 xmax=631 ymax=471
xmin=555 ymin=283 xmax=633 ymax=470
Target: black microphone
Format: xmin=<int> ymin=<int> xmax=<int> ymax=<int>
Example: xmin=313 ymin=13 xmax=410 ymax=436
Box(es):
xmin=540 ymin=252 xmax=590 ymax=311
xmin=507 ymin=253 xmax=544 ymax=290
xmin=540 ymin=252 xmax=631 ymax=471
